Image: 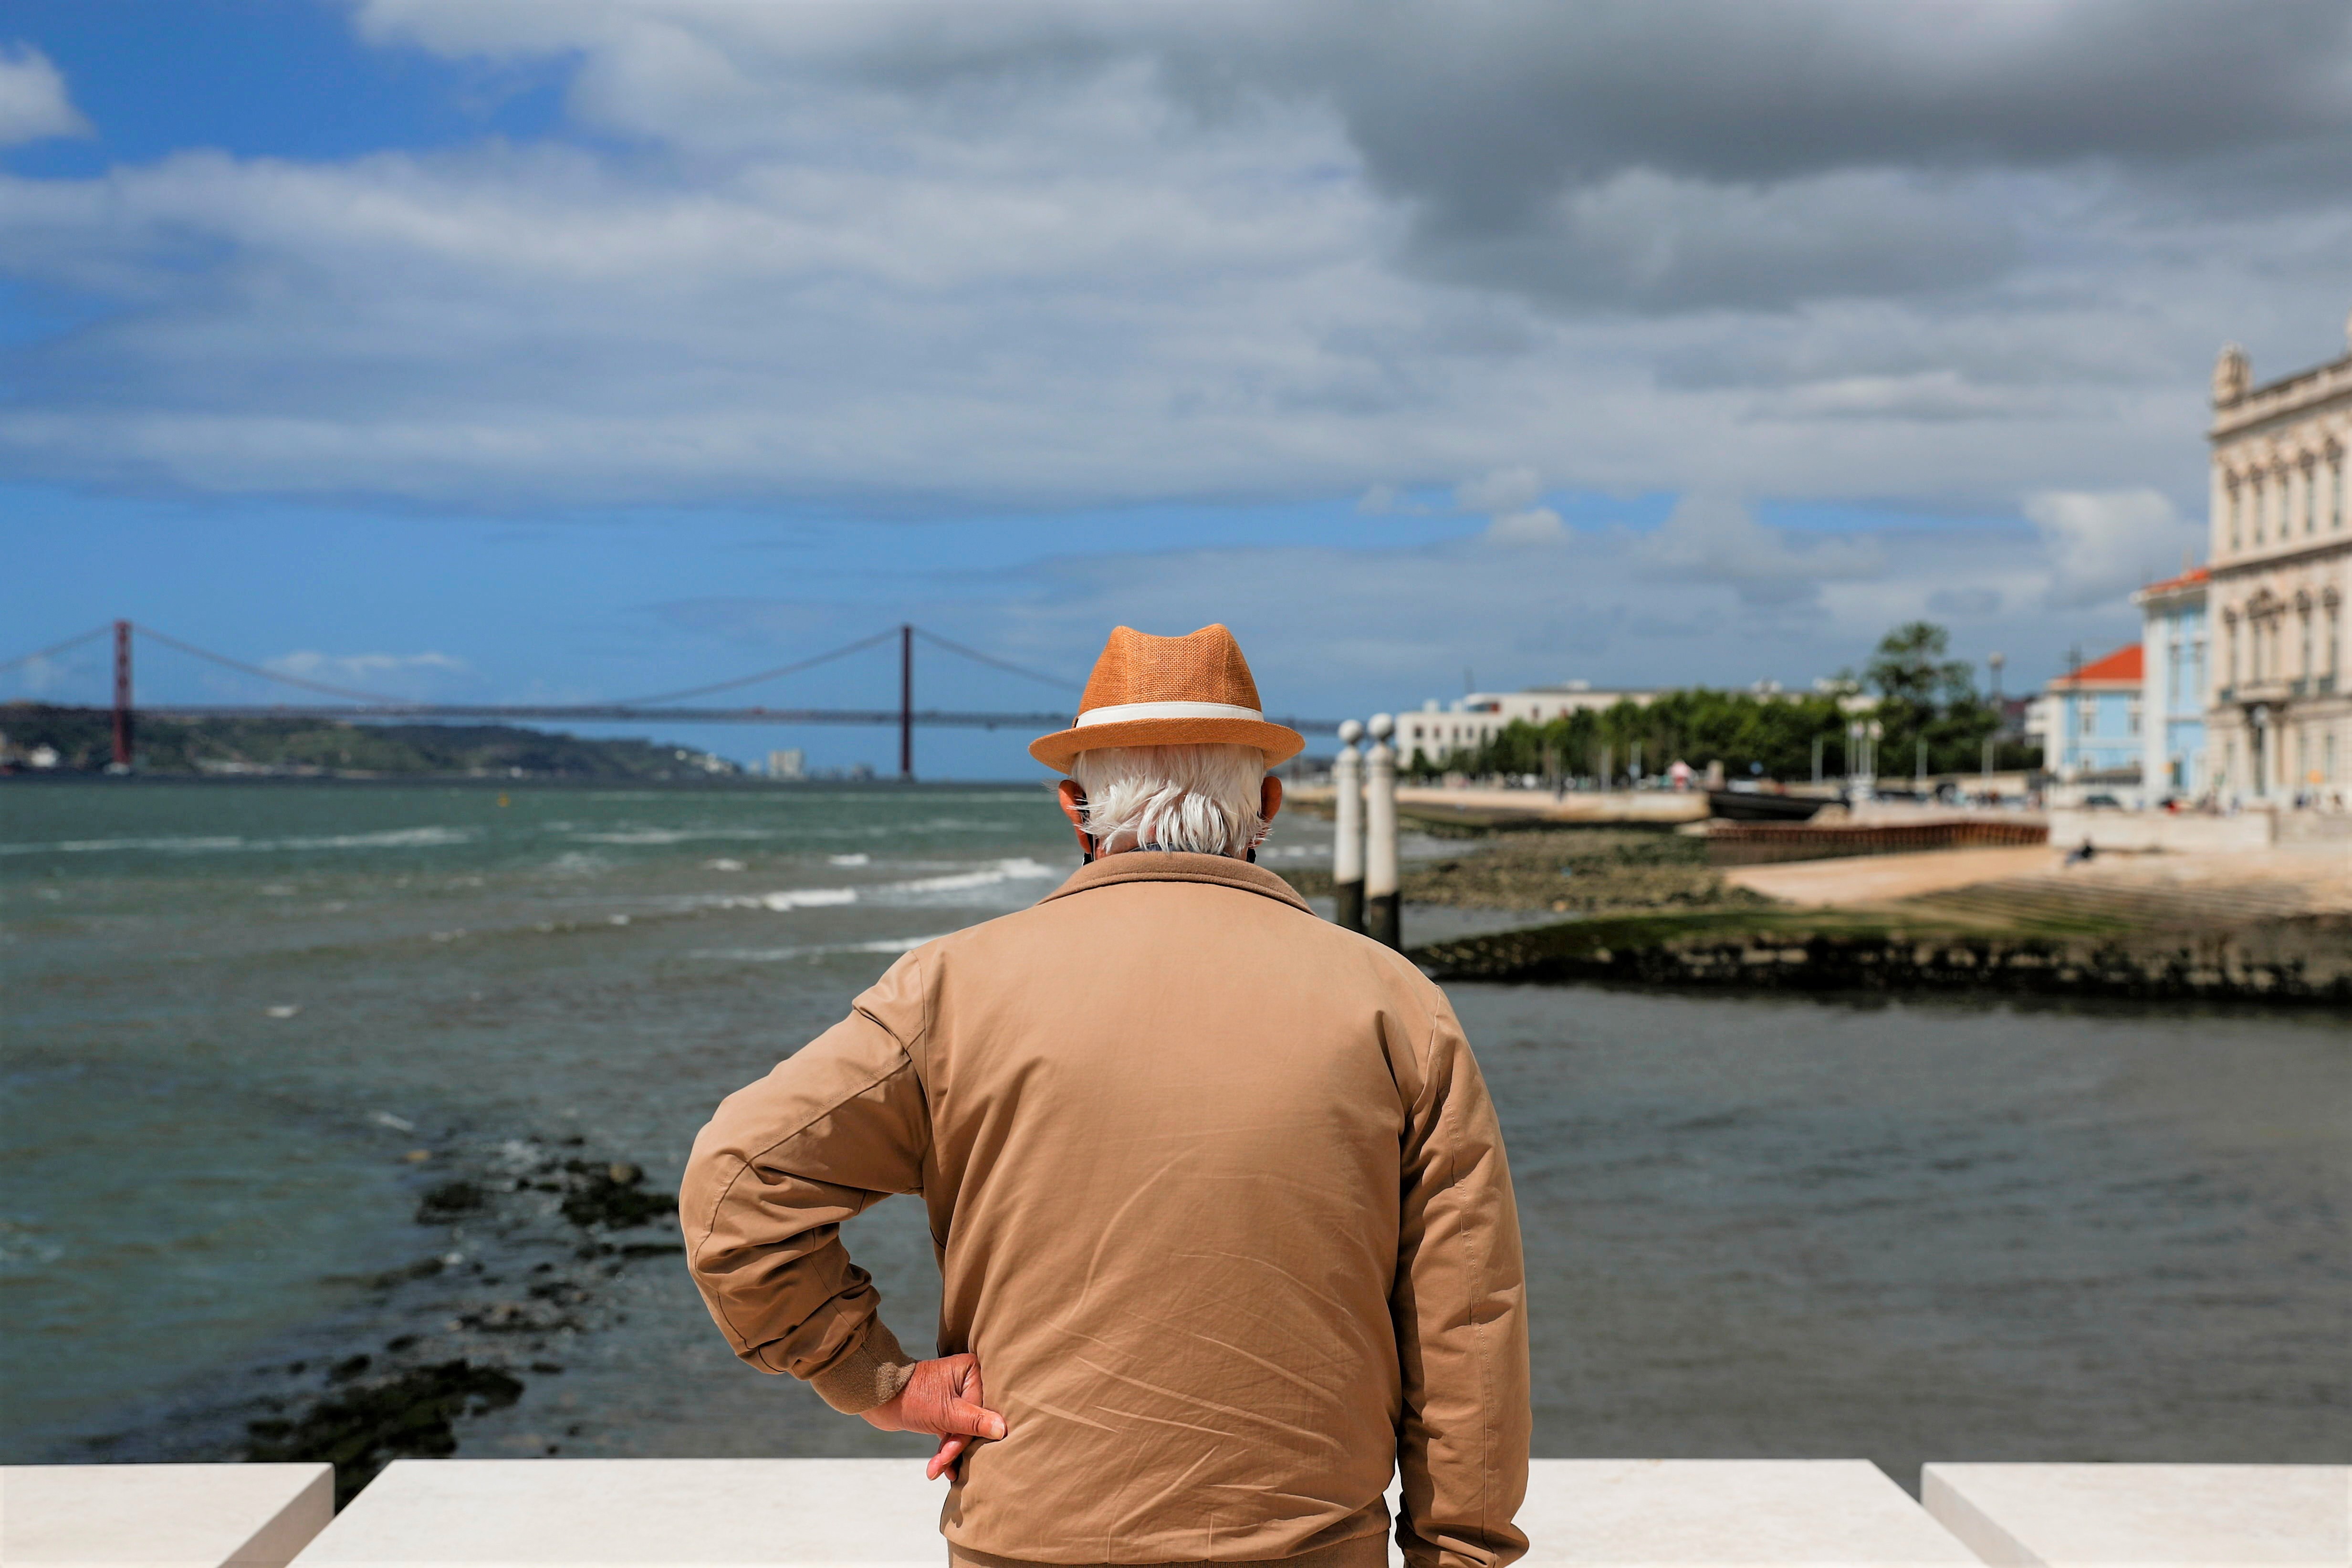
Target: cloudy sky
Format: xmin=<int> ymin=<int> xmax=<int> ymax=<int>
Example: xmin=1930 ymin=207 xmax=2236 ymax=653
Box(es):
xmin=6 ymin=0 xmax=2350 ymax=774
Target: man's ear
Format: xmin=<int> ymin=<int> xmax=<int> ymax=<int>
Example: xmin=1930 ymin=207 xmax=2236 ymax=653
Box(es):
xmin=1260 ymin=774 xmax=1283 ymax=824
xmin=1057 ymin=778 xmax=1095 ymax=860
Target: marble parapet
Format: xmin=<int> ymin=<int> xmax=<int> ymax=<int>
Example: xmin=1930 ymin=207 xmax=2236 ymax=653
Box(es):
xmin=9 ymin=1459 xmax=2339 ymax=1568
xmin=1922 ymin=1463 xmax=2349 ymax=1568
xmin=0 ymin=1463 xmax=333 ymax=1568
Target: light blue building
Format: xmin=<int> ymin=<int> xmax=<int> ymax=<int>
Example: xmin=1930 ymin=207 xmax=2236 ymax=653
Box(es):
xmin=2134 ymin=566 xmax=2210 ymax=799
xmin=2043 ymin=643 xmax=2145 ymax=789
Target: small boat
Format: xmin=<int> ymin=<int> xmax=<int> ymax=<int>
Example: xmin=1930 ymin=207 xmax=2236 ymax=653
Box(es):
xmin=1707 ymin=788 xmax=1830 ymax=823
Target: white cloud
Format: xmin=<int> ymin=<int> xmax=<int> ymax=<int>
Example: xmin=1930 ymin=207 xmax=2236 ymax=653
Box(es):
xmin=1483 ymin=507 xmax=1565 ymax=546
xmin=0 ymin=2 xmax=2346 ymax=516
xmin=1630 ymin=495 xmax=1886 ymax=607
xmin=665 ymin=502 xmax=2122 ymax=715
xmin=1455 ymin=466 xmax=1545 ymax=514
xmin=2022 ymin=488 xmax=2203 ymax=608
xmin=1356 ymin=482 xmax=1429 ymax=515
xmin=0 ymin=43 xmax=90 ymax=145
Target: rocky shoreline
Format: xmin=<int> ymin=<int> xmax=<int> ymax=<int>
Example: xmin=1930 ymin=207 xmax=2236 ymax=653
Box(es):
xmin=1409 ymin=908 xmax=2352 ymax=1003
xmin=1277 ymin=825 xmax=2352 ymax=1004
xmin=75 ymin=1133 xmax=682 ymax=1506
xmin=1280 ymin=827 xmax=1761 ymax=916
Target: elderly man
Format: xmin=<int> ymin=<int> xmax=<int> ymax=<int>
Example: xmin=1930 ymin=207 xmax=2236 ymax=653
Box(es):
xmin=682 ymin=623 xmax=1529 ymax=1568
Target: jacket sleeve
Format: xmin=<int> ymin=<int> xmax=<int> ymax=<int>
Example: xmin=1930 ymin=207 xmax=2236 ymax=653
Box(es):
xmin=1391 ymin=995 xmax=1531 ymax=1568
xmin=679 ymin=954 xmax=932 ymax=1414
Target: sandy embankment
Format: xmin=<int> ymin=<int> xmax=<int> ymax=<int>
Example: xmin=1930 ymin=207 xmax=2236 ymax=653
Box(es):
xmin=1727 ymin=841 xmax=2352 ymax=916
xmin=1725 ymin=847 xmax=2058 ymax=906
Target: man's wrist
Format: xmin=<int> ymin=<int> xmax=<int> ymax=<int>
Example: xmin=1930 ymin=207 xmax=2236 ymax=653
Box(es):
xmin=809 ymin=1317 xmax=920 ymax=1414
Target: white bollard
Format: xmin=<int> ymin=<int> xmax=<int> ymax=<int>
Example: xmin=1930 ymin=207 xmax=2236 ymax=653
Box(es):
xmin=1365 ymin=713 xmax=1400 ymax=950
xmin=1331 ymin=720 xmax=1365 ymax=933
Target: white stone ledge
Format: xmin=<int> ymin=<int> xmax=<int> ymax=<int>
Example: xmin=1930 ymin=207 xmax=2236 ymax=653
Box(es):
xmin=289 ymin=1459 xmax=944 ymax=1568
xmin=283 ymin=1458 xmax=1977 ymax=1568
xmin=1 ymin=1463 xmax=333 ymax=1568
xmin=1922 ymin=1463 xmax=2350 ymax=1568
xmin=12 ymin=1459 xmax=2337 ymax=1568
xmin=1517 ymin=1459 xmax=1978 ymax=1565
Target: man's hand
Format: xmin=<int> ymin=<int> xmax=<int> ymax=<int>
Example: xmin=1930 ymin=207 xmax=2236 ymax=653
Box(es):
xmin=860 ymin=1353 xmax=1006 ymax=1480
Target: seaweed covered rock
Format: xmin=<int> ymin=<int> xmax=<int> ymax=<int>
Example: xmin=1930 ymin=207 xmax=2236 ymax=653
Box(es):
xmin=558 ymin=1158 xmax=669 ymax=1229
xmin=245 ymin=1359 xmax=523 ymax=1505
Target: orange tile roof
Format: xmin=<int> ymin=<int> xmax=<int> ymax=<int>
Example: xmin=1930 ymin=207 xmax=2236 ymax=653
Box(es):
xmin=2137 ymin=564 xmax=2210 ymax=596
xmin=2050 ymin=644 xmax=2143 ymax=688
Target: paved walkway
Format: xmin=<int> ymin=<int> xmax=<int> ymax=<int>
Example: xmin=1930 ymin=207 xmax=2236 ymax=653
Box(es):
xmin=1729 ymin=842 xmax=2352 ymax=917
xmin=1725 ymin=847 xmax=2054 ymax=906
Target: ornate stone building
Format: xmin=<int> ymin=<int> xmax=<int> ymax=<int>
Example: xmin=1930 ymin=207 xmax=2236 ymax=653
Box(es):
xmin=2202 ymin=314 xmax=2350 ymax=802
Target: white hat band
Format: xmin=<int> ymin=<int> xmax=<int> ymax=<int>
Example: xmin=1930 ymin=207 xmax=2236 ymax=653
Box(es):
xmin=1076 ymin=700 xmax=1264 ymax=727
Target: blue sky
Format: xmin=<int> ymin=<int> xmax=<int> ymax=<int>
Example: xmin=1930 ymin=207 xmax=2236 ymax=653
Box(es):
xmin=5 ymin=1 xmax=2349 ymax=775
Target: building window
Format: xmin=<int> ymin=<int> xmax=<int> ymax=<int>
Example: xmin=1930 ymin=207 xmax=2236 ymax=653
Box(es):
xmin=2301 ymin=610 xmax=2314 ymax=680
xmin=2332 ymin=455 xmax=2345 ymax=531
xmin=2225 ymin=617 xmax=2238 ymax=685
xmin=2127 ymin=698 xmax=2142 ymax=736
xmin=2303 ymin=458 xmax=2319 ymax=535
xmin=2226 ymin=478 xmax=2241 ymax=549
xmin=2250 ymin=475 xmax=2265 ymax=544
xmin=2329 ymin=603 xmax=2342 ymax=679
xmin=2078 ymin=699 xmax=2096 ymax=736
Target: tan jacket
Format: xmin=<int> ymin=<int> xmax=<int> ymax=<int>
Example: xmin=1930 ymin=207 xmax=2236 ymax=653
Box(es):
xmin=681 ymin=852 xmax=1529 ymax=1568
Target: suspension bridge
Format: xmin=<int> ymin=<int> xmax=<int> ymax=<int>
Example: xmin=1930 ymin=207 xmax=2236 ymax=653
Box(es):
xmin=1 ymin=621 xmax=1341 ymax=779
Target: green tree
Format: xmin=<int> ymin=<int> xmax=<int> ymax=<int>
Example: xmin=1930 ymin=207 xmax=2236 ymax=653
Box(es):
xmin=1861 ymin=621 xmax=1998 ymax=778
xmin=1404 ymin=619 xmax=2028 ymax=787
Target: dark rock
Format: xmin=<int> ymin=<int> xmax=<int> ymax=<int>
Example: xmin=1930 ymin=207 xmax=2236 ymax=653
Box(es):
xmin=557 ymin=1160 xmax=669 ymax=1230
xmin=245 ymin=1359 xmax=523 ymax=1506
xmin=415 ymin=1181 xmax=486 ymax=1223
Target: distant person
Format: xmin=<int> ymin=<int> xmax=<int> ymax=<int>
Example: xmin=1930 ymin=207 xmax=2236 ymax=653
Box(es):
xmin=2066 ymin=836 xmax=2097 ymax=865
xmin=681 ymin=624 xmax=1530 ymax=1568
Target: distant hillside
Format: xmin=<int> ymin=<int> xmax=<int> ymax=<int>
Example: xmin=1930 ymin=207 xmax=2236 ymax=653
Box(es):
xmin=0 ymin=704 xmax=743 ymax=781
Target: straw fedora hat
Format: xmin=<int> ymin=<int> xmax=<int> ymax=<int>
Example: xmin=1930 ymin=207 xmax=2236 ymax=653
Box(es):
xmin=1030 ymin=624 xmax=1305 ymax=774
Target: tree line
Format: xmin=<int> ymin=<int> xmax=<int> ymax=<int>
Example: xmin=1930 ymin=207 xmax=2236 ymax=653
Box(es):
xmin=1407 ymin=622 xmax=2044 ymax=784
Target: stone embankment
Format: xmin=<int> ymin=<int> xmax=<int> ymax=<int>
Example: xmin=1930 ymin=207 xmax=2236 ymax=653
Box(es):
xmin=1359 ymin=826 xmax=2352 ymax=1003
xmin=1411 ymin=906 xmax=2352 ymax=1002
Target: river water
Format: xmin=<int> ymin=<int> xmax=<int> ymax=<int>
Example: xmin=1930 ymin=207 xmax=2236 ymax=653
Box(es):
xmin=2 ymin=782 xmax=2344 ymax=1484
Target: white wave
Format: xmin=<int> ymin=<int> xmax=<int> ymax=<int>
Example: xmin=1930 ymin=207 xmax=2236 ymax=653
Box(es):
xmin=687 ymin=934 xmax=947 ymax=963
xmin=3 ymin=835 xmax=247 ymax=855
xmin=273 ymin=826 xmax=477 ymax=850
xmin=757 ymin=888 xmax=858 ymax=911
xmin=569 ymin=827 xmax=777 ymax=845
xmin=881 ymin=857 xmax=1057 ymax=896
xmin=828 ymin=853 xmax=871 ymax=867
xmin=1 ymin=825 xmax=475 ymax=855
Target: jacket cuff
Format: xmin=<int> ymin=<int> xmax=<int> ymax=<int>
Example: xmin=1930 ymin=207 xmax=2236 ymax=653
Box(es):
xmin=808 ymin=1317 xmax=920 ymax=1414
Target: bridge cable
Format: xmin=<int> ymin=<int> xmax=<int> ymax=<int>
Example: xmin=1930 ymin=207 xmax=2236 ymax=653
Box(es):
xmin=912 ymin=628 xmax=1081 ymax=694
xmin=0 ymin=624 xmax=113 ymax=676
xmin=609 ymin=628 xmax=902 ymax=706
xmin=134 ymin=624 xmax=435 ymax=704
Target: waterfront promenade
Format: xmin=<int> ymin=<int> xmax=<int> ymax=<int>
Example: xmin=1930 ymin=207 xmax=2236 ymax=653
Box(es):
xmin=8 ymin=1458 xmax=2345 ymax=1568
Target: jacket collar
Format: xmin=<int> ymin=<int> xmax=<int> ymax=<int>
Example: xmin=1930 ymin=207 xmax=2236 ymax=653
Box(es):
xmin=1037 ymin=850 xmax=1314 ymax=914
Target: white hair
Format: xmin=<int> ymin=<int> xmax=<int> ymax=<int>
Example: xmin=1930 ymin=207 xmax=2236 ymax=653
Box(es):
xmin=1068 ymin=743 xmax=1269 ymax=857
